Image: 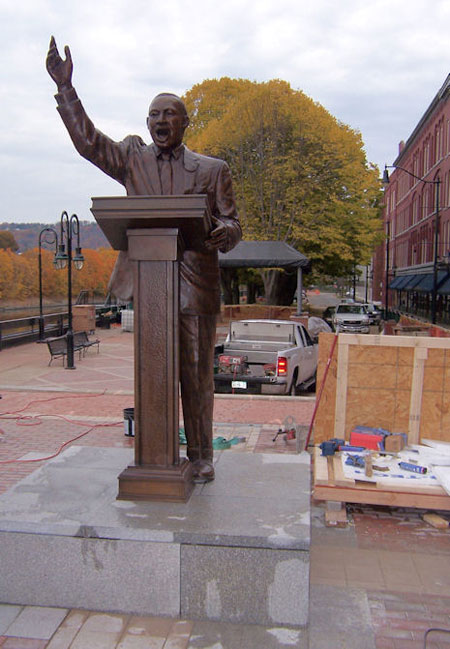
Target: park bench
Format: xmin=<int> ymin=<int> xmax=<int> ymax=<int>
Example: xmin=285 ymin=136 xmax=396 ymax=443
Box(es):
xmin=46 ymin=331 xmax=100 ymax=366
xmin=73 ymin=331 xmax=100 ymax=356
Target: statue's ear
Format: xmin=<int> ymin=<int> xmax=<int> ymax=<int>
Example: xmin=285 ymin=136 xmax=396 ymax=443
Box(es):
xmin=183 ymin=115 xmax=190 ymax=129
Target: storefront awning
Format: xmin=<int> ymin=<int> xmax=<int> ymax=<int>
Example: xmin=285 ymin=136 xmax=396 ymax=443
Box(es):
xmin=389 ymin=275 xmax=411 ymax=289
xmin=438 ymin=274 xmax=450 ymax=295
xmin=414 ymin=271 xmax=448 ymax=292
xmin=402 ymin=274 xmax=424 ymax=290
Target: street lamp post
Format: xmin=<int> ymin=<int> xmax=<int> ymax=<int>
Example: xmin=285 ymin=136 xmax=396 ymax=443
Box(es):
xmin=431 ymin=179 xmax=441 ymax=324
xmin=383 ymin=165 xmax=441 ymax=324
xmin=384 ymin=220 xmax=390 ymax=319
xmin=38 ymin=227 xmax=58 ymax=341
xmin=53 ymin=212 xmax=84 ymax=369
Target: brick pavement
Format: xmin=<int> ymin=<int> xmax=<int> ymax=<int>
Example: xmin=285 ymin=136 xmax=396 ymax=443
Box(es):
xmin=1 ymin=331 xmax=450 ymax=647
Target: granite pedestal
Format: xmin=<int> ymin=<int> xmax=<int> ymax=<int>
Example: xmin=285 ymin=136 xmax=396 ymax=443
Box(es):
xmin=0 ymin=447 xmax=310 ymax=627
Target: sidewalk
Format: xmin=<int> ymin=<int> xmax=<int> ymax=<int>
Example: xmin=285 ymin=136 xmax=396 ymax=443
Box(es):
xmin=0 ymin=328 xmax=449 ymax=648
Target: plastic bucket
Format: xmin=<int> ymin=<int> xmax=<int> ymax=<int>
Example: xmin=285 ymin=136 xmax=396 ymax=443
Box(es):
xmin=123 ymin=407 xmax=135 ymax=437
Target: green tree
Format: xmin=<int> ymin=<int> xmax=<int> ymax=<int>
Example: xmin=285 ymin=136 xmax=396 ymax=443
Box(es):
xmin=0 ymin=231 xmax=19 ymax=252
xmin=183 ymin=79 xmax=383 ymax=304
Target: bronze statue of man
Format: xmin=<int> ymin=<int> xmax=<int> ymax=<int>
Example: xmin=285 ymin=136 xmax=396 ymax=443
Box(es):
xmin=46 ymin=37 xmax=241 ymax=483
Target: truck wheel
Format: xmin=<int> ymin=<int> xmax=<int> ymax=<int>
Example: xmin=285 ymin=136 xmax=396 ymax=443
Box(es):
xmin=289 ymin=371 xmax=299 ymax=396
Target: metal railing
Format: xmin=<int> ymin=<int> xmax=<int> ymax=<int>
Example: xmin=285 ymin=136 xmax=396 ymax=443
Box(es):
xmin=0 ymin=312 xmax=67 ymax=350
xmin=0 ymin=306 xmax=121 ymax=350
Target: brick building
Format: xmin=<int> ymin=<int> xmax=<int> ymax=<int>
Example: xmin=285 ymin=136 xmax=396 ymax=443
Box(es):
xmin=373 ymin=74 xmax=450 ymax=325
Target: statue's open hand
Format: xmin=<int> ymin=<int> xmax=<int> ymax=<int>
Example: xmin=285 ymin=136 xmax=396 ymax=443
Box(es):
xmin=46 ymin=36 xmax=73 ymax=90
xmin=205 ymin=217 xmax=227 ymax=251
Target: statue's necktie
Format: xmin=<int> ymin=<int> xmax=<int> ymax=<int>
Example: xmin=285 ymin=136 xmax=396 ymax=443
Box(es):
xmin=160 ymin=152 xmax=172 ymax=194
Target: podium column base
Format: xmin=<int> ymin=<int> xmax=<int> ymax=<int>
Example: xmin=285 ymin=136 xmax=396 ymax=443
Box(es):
xmin=117 ymin=458 xmax=194 ymax=503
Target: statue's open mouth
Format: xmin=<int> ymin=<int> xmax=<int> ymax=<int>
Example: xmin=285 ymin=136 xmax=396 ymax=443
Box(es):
xmin=156 ymin=127 xmax=170 ymax=138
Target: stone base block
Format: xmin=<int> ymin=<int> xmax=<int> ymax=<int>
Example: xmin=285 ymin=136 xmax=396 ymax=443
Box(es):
xmin=0 ymin=446 xmax=310 ymax=627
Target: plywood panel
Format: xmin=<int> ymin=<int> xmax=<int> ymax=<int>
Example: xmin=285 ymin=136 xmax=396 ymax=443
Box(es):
xmin=346 ymin=388 xmax=396 ymax=433
xmin=347 ymin=364 xmax=397 ymax=390
xmin=421 ymin=392 xmax=445 ymax=440
xmin=427 ymin=348 xmax=447 ymax=366
xmin=397 ymin=366 xmax=413 ymax=390
xmin=392 ymin=393 xmax=411 ymax=432
xmin=441 ymin=396 xmax=450 ymax=440
xmin=351 ymin=345 xmax=393 ymax=365
xmin=423 ymin=365 xmax=445 ymax=391
xmin=398 ymin=347 xmax=414 ymax=366
xmin=314 ymin=333 xmax=450 ymax=445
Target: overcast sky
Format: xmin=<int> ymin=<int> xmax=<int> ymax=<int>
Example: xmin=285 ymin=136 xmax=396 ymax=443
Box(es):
xmin=2 ymin=0 xmax=449 ymax=224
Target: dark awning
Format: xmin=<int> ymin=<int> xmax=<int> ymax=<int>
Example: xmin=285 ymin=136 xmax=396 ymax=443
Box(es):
xmin=414 ymin=271 xmax=448 ymax=291
xmin=438 ymin=275 xmax=450 ymax=294
xmin=389 ymin=276 xmax=409 ymax=289
xmin=402 ymin=274 xmax=424 ymax=290
xmin=219 ymin=241 xmax=310 ymax=270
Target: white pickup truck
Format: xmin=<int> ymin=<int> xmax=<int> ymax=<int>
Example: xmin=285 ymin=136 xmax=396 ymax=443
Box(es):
xmin=214 ymin=319 xmax=318 ymax=396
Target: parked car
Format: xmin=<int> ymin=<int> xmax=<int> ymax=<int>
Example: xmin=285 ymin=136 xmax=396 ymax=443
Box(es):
xmin=362 ymin=302 xmax=383 ymax=326
xmin=332 ymin=303 xmax=370 ymax=334
xmin=322 ymin=306 xmax=336 ymax=330
xmin=214 ymin=319 xmax=318 ymax=395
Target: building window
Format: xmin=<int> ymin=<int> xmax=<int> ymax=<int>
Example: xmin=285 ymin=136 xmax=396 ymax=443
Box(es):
xmin=413 ymin=152 xmax=420 ymax=179
xmin=423 ymin=188 xmax=428 ymax=218
xmin=424 ymin=139 xmax=430 ymax=173
xmin=412 ymin=194 xmax=418 ymax=224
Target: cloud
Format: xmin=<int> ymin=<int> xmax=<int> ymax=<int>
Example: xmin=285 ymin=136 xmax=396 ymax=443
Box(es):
xmin=1 ymin=0 xmax=449 ymax=222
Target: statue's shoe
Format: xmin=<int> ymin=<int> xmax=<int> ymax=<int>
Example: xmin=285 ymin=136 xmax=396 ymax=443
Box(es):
xmin=192 ymin=459 xmax=215 ymax=483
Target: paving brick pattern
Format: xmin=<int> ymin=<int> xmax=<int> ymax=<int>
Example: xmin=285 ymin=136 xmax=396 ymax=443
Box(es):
xmin=0 ymin=332 xmax=449 ymax=647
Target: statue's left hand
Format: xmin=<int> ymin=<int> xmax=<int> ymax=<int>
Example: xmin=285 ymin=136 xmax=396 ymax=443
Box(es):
xmin=46 ymin=36 xmax=73 ymax=91
xmin=205 ymin=217 xmax=227 ymax=250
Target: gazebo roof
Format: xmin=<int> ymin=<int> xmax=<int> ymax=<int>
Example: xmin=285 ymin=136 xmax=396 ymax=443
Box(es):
xmin=218 ymin=241 xmax=310 ymax=270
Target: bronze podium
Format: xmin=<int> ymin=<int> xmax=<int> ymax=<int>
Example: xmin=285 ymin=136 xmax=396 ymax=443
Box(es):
xmin=91 ymin=195 xmax=212 ymax=502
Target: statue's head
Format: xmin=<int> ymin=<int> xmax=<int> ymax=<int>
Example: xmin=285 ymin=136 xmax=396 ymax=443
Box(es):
xmin=147 ymin=93 xmax=190 ymax=151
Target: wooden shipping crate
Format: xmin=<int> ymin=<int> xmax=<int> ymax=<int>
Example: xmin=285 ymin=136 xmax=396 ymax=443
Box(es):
xmin=314 ymin=333 xmax=450 ymax=446
xmin=73 ymin=304 xmax=96 ymax=333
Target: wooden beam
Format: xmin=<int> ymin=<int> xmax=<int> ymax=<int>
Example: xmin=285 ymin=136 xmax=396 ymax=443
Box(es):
xmin=343 ymin=333 xmax=450 ymax=350
xmin=408 ymin=346 xmax=428 ymax=444
xmin=334 ymin=336 xmax=349 ymax=439
xmin=313 ymin=483 xmax=450 ymax=510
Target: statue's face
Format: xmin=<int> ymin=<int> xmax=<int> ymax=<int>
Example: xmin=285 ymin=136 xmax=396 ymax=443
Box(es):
xmin=147 ymin=95 xmax=189 ymax=151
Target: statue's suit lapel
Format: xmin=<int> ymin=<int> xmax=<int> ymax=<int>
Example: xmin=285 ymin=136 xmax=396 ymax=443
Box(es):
xmin=174 ymin=147 xmax=199 ymax=194
xmin=136 ymin=144 xmax=200 ymax=195
xmin=139 ymin=145 xmax=162 ymax=194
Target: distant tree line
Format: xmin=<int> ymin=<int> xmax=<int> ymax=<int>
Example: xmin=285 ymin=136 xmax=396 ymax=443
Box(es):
xmin=0 ymin=247 xmax=118 ymax=301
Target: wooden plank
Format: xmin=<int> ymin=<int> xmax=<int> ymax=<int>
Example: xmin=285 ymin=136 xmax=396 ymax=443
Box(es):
xmin=313 ymin=484 xmax=450 ymax=510
xmin=343 ymin=334 xmax=450 ymax=349
xmin=408 ymin=346 xmax=428 ymax=444
xmin=327 ymin=456 xmax=335 ymax=486
xmin=325 ymin=501 xmax=348 ymax=527
xmin=334 ymin=337 xmax=349 ymax=439
xmin=333 ymin=454 xmax=355 ymax=487
xmin=313 ymin=446 xmax=330 ymax=485
xmin=422 ymin=513 xmax=449 ymax=529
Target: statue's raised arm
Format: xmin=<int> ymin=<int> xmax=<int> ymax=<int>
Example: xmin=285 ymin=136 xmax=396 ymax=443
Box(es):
xmin=46 ymin=36 xmax=73 ymax=92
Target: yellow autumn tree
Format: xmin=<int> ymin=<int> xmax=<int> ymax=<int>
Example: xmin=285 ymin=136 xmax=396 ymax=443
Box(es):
xmin=71 ymin=248 xmax=118 ymax=297
xmin=0 ymin=250 xmax=16 ymax=300
xmin=183 ymin=78 xmax=383 ymax=303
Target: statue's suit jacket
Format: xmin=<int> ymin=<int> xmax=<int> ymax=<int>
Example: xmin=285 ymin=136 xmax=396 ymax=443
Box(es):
xmin=54 ymin=87 xmax=242 ymax=315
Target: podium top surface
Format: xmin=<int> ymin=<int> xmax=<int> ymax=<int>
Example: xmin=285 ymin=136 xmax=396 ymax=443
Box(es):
xmin=91 ymin=195 xmax=212 ymax=251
